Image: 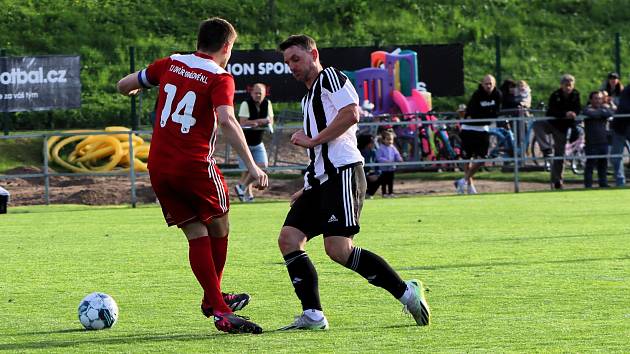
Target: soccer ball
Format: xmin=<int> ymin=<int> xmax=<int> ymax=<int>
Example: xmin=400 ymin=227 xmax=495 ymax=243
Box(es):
xmin=78 ymin=292 xmax=119 ymax=330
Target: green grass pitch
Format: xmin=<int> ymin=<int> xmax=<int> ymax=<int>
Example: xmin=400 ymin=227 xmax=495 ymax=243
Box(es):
xmin=1 ymin=190 xmax=629 ymax=353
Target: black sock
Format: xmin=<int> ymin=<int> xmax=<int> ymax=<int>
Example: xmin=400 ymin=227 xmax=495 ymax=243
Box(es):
xmin=344 ymin=247 xmax=407 ymax=299
xmin=283 ymin=250 xmax=322 ymax=311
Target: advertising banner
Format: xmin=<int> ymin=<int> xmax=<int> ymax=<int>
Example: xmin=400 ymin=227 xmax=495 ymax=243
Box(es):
xmin=0 ymin=55 xmax=81 ymax=112
xmin=228 ymin=44 xmax=463 ymax=102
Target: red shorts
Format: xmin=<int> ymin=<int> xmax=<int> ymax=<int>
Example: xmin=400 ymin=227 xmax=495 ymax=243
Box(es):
xmin=149 ymin=164 xmax=230 ymax=227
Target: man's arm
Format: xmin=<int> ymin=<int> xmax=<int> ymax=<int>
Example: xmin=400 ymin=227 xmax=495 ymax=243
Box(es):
xmin=216 ymin=105 xmax=268 ymax=189
xmin=117 ymin=71 xmax=143 ymax=96
xmin=290 ymin=103 xmax=359 ymax=148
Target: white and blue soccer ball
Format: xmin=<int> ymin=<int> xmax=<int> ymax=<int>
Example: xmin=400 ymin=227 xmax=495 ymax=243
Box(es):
xmin=78 ymin=292 xmax=119 ymax=330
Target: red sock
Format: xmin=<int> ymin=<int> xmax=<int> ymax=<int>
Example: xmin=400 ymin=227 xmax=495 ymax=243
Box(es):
xmin=210 ymin=234 xmax=228 ymax=284
xmin=188 ymin=236 xmax=231 ymax=314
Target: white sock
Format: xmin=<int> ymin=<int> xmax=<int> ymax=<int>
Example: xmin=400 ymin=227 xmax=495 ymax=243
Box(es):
xmin=303 ymin=309 xmax=324 ymax=321
xmin=398 ymin=283 xmax=414 ymax=304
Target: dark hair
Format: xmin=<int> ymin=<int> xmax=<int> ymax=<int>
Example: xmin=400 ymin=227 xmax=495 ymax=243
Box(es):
xmin=589 ymin=91 xmax=602 ymax=100
xmin=197 ymin=18 xmax=237 ymax=53
xmin=499 ymin=79 xmax=516 ymax=95
xmin=357 ymin=134 xmax=374 ymax=151
xmin=278 ymin=34 xmax=317 ymax=52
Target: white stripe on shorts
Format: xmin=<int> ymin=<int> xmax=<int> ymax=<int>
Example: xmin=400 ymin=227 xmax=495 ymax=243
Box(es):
xmin=208 ymin=163 xmax=228 ymax=213
xmin=342 ymin=168 xmax=356 ymax=227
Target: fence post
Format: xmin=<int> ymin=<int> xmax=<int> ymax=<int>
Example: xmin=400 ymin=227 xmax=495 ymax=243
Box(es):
xmin=512 ymin=117 xmax=520 ymax=193
xmin=128 ymin=131 xmax=137 ymax=208
xmin=495 ymin=35 xmax=502 ymax=85
xmin=615 ymin=32 xmax=621 ymax=77
xmin=129 ymin=46 xmax=138 ymax=131
xmin=42 ymin=135 xmax=50 ymax=205
xmin=1 ymin=48 xmax=10 ymax=136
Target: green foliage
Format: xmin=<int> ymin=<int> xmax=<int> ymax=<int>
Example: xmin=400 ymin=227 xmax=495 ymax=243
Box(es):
xmin=1 ymin=190 xmax=629 ymax=352
xmin=0 ymin=138 xmax=43 ymax=171
xmin=1 ymin=1 xmax=630 ymax=128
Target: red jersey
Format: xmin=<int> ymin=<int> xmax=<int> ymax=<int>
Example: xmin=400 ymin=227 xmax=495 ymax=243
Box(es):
xmin=139 ymin=52 xmax=234 ymax=176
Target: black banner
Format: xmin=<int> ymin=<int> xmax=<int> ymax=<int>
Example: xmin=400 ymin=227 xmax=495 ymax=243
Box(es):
xmin=0 ymin=55 xmax=81 ymax=112
xmin=228 ymin=44 xmax=463 ymax=102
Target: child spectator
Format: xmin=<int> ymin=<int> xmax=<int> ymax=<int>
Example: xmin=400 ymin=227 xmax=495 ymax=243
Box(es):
xmin=582 ymin=91 xmax=613 ymax=188
xmin=357 ymin=134 xmax=381 ymax=198
xmin=376 ymin=131 xmax=403 ymax=197
xmin=515 ymin=80 xmax=532 ymax=112
xmin=601 ymin=90 xmax=617 ymax=111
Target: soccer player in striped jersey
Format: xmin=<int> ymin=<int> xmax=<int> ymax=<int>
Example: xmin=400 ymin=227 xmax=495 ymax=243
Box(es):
xmin=117 ymin=18 xmax=266 ymax=334
xmin=277 ymin=35 xmax=431 ymax=330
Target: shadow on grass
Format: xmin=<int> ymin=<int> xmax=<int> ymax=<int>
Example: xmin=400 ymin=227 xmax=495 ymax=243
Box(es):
xmin=1 ymin=330 xmax=226 ymax=351
xmin=15 ymin=328 xmax=86 ymax=335
xmin=400 ymin=255 xmax=630 ymax=271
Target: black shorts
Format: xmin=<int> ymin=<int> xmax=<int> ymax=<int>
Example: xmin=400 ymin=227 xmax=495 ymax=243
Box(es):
xmin=283 ymin=163 xmax=366 ymax=239
xmin=460 ymin=129 xmax=489 ymax=159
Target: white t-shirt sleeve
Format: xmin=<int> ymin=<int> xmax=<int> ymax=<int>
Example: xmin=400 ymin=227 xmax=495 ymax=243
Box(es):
xmin=321 ymin=67 xmax=359 ymax=111
xmin=238 ymin=101 xmax=250 ymax=118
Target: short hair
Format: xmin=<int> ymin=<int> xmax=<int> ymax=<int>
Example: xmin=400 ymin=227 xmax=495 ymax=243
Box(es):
xmin=278 ymin=35 xmax=317 ymax=52
xmin=560 ymin=74 xmax=575 ymax=85
xmin=589 ymin=91 xmax=602 ymax=100
xmin=252 ymin=83 xmax=266 ymax=91
xmin=482 ymin=74 xmax=496 ymax=85
xmin=197 ymin=18 xmax=237 ymax=53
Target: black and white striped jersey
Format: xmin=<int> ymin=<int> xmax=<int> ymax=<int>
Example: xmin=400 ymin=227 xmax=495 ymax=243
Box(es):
xmin=300 ymin=67 xmax=364 ymax=189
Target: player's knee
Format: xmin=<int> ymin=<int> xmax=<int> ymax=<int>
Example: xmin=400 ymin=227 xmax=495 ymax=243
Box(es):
xmin=324 ymin=243 xmax=350 ymax=264
xmin=278 ymin=229 xmax=300 ymax=253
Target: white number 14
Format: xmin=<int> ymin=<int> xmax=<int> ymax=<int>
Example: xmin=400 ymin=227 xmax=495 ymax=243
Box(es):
xmin=160 ymin=83 xmax=197 ymax=133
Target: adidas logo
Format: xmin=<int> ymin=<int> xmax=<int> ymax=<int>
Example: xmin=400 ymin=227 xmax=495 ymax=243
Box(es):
xmin=327 ymin=214 xmax=338 ymax=223
xmin=292 ymin=277 xmax=302 ymax=284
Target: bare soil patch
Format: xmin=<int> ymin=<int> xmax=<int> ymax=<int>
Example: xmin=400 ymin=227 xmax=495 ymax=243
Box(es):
xmin=2 ymin=166 xmax=559 ymax=207
xmin=1 ymin=131 xmax=563 ymax=207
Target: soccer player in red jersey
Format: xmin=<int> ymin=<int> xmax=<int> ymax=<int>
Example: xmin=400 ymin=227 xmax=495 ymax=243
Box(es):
xmin=117 ymin=18 xmax=267 ymax=334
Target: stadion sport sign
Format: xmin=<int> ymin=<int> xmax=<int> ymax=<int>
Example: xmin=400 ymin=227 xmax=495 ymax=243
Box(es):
xmin=228 ymin=44 xmax=464 ymax=102
xmin=0 ymin=55 xmax=81 ymax=112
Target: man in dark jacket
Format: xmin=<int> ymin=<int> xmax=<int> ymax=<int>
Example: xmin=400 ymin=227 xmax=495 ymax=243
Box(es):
xmin=454 ymin=74 xmax=502 ymax=194
xmin=610 ymin=83 xmax=630 ymax=186
xmin=534 ymin=74 xmax=581 ymax=189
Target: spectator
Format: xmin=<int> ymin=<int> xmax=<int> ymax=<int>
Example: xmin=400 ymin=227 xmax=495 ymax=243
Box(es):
xmin=601 ymin=90 xmax=617 ymax=111
xmin=514 ymin=80 xmax=532 ymax=149
xmin=500 ymin=79 xmax=519 ymax=120
xmin=357 ymin=134 xmax=381 ymax=198
xmin=495 ymin=79 xmax=518 ymax=157
xmin=516 ymin=80 xmax=532 ymax=112
xmin=534 ymin=74 xmax=581 ymax=189
xmin=454 ymin=74 xmax=502 ymax=194
xmin=357 ymin=99 xmax=376 ymax=136
xmin=376 ymin=131 xmax=403 ymax=197
xmin=610 ymin=82 xmax=630 ymax=186
xmin=582 ymin=91 xmax=612 ymax=188
xmin=234 ymin=83 xmax=274 ymax=202
xmin=600 ymin=72 xmax=624 ymax=106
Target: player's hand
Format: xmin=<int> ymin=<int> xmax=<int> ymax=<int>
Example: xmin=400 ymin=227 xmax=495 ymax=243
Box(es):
xmin=290 ymin=188 xmax=304 ymax=206
xmin=566 ymin=111 xmax=577 ymax=119
xmin=290 ymin=130 xmax=316 ymax=148
xmin=127 ymin=88 xmax=143 ymax=96
xmin=248 ymin=165 xmax=268 ymax=190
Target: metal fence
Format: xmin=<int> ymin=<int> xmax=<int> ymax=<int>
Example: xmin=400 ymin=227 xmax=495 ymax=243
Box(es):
xmin=1 ymin=112 xmax=629 ymax=206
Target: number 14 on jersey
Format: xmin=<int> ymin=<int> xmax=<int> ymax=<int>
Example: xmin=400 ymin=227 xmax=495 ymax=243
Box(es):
xmin=160 ymin=83 xmax=197 ymax=133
